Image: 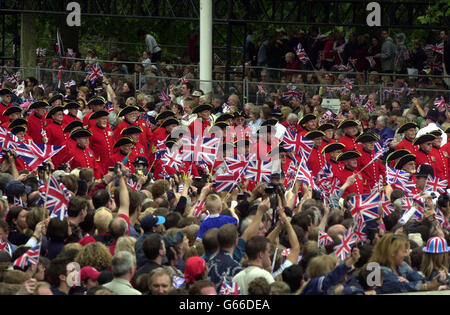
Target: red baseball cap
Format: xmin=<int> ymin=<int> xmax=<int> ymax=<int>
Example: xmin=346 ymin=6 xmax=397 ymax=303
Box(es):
xmin=184 ymin=257 xmax=206 ymax=284
xmin=80 ymin=266 xmax=100 ymax=282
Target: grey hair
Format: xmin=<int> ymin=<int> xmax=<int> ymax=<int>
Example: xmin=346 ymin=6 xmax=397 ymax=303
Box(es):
xmin=109 ymin=217 xmax=128 ymax=239
xmin=148 ymin=267 xmax=174 ymax=287
xmin=111 ymin=251 xmax=135 ymax=277
xmin=287 ymin=113 xmax=298 ymax=120
xmin=144 ymin=95 xmax=154 ymax=103
xmin=240 ymin=215 xmax=255 ymax=235
xmin=377 ymin=115 xmax=389 ymax=127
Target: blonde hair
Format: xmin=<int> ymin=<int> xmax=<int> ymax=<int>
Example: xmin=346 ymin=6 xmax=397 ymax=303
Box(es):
xmin=94 ymin=208 xmax=113 ymax=233
xmin=369 ymin=233 xmax=409 ymax=267
xmin=63 ymin=242 xmax=83 ymax=252
xmin=75 ymin=242 xmax=113 ymax=271
xmin=420 ymin=252 xmax=448 ymax=279
xmin=285 ymin=52 xmax=295 ymax=60
xmin=116 ymin=236 xmax=137 ymax=259
xmin=306 ymin=255 xmax=338 ymax=279
xmin=205 ymin=194 xmax=222 ymax=214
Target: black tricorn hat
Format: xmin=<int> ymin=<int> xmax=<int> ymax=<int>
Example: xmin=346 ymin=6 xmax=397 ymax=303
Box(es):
xmin=192 ymin=104 xmax=213 ymax=114
xmin=317 ymin=123 xmax=335 ymax=132
xmin=305 ymin=130 xmax=325 ymax=140
xmin=261 ymin=118 xmax=279 ymax=127
xmin=90 ymin=110 xmax=110 ymax=120
xmin=29 ymin=101 xmax=49 ymax=110
xmin=10 ymin=125 xmax=27 ymax=135
xmin=70 ymin=129 xmax=92 ymax=139
xmin=87 ymin=97 xmax=106 ymax=107
xmin=338 ymin=119 xmax=359 ymax=129
xmin=160 ymin=118 xmax=179 ymax=128
xmin=355 ymin=132 xmax=379 ymax=143
xmin=397 ymin=122 xmax=418 ymax=134
xmin=215 ymin=113 xmax=234 ymax=123
xmin=3 ymin=106 xmax=22 ymax=116
xmin=45 ymin=106 xmax=64 ymax=119
xmin=386 ymin=149 xmax=410 ymax=164
xmin=8 ymin=118 xmax=27 ymax=129
xmin=48 ymin=94 xmax=64 ymax=104
xmin=114 ymin=137 xmax=134 ymax=148
xmin=298 ymin=114 xmax=316 ymax=126
xmin=120 ymin=126 xmax=143 ymax=135
xmin=413 ymin=134 xmax=436 ymax=146
xmin=336 ymin=150 xmax=361 ymax=162
xmin=64 ymin=101 xmax=81 ymax=110
xmin=155 ymin=110 xmax=176 ymax=121
xmin=0 ymin=88 xmax=13 ymax=96
xmin=63 ymin=120 xmax=83 ymax=133
xmin=395 ymin=154 xmax=416 ymax=170
xmin=322 ymin=142 xmax=345 ymax=154
xmin=118 ymin=106 xmax=140 ymax=117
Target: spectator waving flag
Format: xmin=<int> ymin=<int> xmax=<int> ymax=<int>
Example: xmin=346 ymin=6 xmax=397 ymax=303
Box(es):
xmin=434 ymin=96 xmax=446 ymax=109
xmin=296 ymin=159 xmax=315 ymax=189
xmin=333 ymin=229 xmax=358 ymax=261
xmin=126 ymin=178 xmax=141 ymax=192
xmin=15 ymin=141 xmax=65 ymax=171
xmin=319 ymin=110 xmax=335 ymax=124
xmin=13 ymin=243 xmax=41 ymax=269
xmin=380 ymin=192 xmax=395 ymax=216
xmin=352 ymin=214 xmax=367 ymax=242
xmin=318 ymin=231 xmax=334 ymax=247
xmin=364 ymin=101 xmax=375 ymax=114
xmin=161 ymin=148 xmax=184 ymax=170
xmin=245 ymin=159 xmax=272 ymax=183
xmin=359 ymin=94 xmax=367 ymax=105
xmin=39 ymin=176 xmax=72 ymax=220
xmin=215 ymin=169 xmax=243 ymax=192
xmin=219 ymin=278 xmax=240 ymax=295
xmin=366 ymin=56 xmax=376 ymax=68
xmin=295 ymin=43 xmax=310 ymax=64
xmin=181 ymin=136 xmax=220 ymax=166
xmin=56 ymin=28 xmax=66 ymax=68
xmin=14 ymin=196 xmax=26 ymax=208
xmin=159 ymin=89 xmax=171 ymax=105
xmin=36 ymin=48 xmax=46 ymax=57
xmin=0 ymin=126 xmax=21 ymax=150
xmin=282 ymin=89 xmax=303 ymax=103
xmin=257 ymin=85 xmax=266 ymax=95
xmin=348 ymin=191 xmax=380 ymax=222
xmin=88 ymin=63 xmax=103 ymax=84
xmin=425 ymin=176 xmax=448 ymax=193
xmin=6 ymin=72 xmax=20 ymax=84
xmin=425 ymin=43 xmax=444 ymax=55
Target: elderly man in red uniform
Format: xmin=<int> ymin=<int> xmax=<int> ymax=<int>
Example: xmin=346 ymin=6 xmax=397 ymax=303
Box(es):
xmin=414 ymin=134 xmax=437 ymax=167
xmin=189 ymin=104 xmax=212 ymax=137
xmin=45 ymin=106 xmax=67 ymax=168
xmin=318 ymin=123 xmax=336 ymax=152
xmin=1 ymin=106 xmax=22 ymax=130
xmin=118 ymin=126 xmax=148 ymax=174
xmin=62 ymin=101 xmax=81 ymax=126
xmin=63 ymin=120 xmax=82 ymax=153
xmin=153 ymin=117 xmax=180 ymax=147
xmin=83 ymin=97 xmax=106 ymax=129
xmin=89 ymin=110 xmax=115 ymax=174
xmin=338 ymin=120 xmax=360 ymax=152
xmin=0 ymin=88 xmax=13 ymax=124
xmin=322 ymin=142 xmax=345 ymax=174
xmin=46 ymin=94 xmax=64 ymax=125
xmin=386 ymin=149 xmax=410 ymax=169
xmin=334 ymin=150 xmax=370 ymax=198
xmin=27 ymin=101 xmax=48 ymax=144
xmin=69 ymin=129 xmax=103 ymax=179
xmin=297 ymin=114 xmax=317 ymax=137
xmin=153 ymin=110 xmax=176 ymax=131
xmin=251 ymin=124 xmax=278 ymax=162
xmin=429 ymin=130 xmax=449 ymax=181
xmin=355 ymin=132 xmax=385 ymax=191
xmin=395 ymin=122 xmax=418 ymax=154
xmin=110 ymin=137 xmax=135 ymax=171
xmin=305 ymin=130 xmax=326 ymax=178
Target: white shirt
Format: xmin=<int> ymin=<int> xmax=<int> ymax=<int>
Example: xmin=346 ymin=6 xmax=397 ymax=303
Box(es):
xmin=232 ymin=266 xmax=274 ymax=295
xmin=145 ymin=34 xmax=162 ymax=54
xmin=416 ymin=122 xmax=447 ymax=147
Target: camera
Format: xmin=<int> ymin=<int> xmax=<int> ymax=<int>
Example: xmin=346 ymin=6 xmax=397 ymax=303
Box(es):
xmin=37 ymin=162 xmax=50 ymax=171
xmin=1 ymin=149 xmax=11 ymax=159
xmin=265 ymin=184 xmax=283 ymax=195
xmin=58 ymin=163 xmax=69 ymax=171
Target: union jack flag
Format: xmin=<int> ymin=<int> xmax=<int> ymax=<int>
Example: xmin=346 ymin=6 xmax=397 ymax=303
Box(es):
xmin=88 ymin=63 xmax=103 ymax=84
xmin=426 ymin=62 xmax=443 ymax=73
xmin=126 ymin=178 xmax=141 ymax=192
xmin=159 ymin=89 xmax=171 ymax=105
xmin=282 ymin=90 xmax=303 ymax=102
xmin=425 ymin=176 xmax=448 ymax=193
xmin=66 ymin=48 xmax=76 ymax=58
xmin=316 ymin=160 xmax=334 ymax=192
xmin=359 ymin=94 xmax=367 ymax=105
xmin=39 ymin=176 xmax=72 ymax=220
xmin=319 ymin=110 xmax=335 ymax=124
xmin=318 ymin=231 xmax=334 ymax=247
xmin=245 ymin=159 xmax=272 ymax=183
xmin=64 ymin=80 xmax=76 ymax=88
xmin=180 ymin=77 xmax=188 ymax=85
xmin=173 ymin=276 xmax=185 ymax=288
xmin=56 ymin=28 xmax=66 ymax=68
xmin=297 ymin=136 xmax=314 ymax=160
xmin=435 ymin=208 xmax=448 ymax=228
xmin=14 ymin=196 xmax=26 ymax=208
xmin=434 ymin=96 xmax=446 ymax=109
xmin=296 ymin=159 xmax=315 ymax=189
xmin=155 ymin=139 xmax=168 ymax=159
xmin=181 ymin=136 xmax=220 ymax=166
xmin=219 ymin=279 xmax=240 ymax=295
xmin=0 ymin=126 xmax=21 ymax=150
xmin=225 ymin=154 xmax=250 ymax=173
xmin=15 ymin=141 xmax=65 ymax=171
xmin=222 ymin=103 xmax=232 ymax=113
xmin=0 ymin=237 xmax=12 ymax=256
xmin=333 ymin=229 xmax=358 ymax=261
xmin=348 ymin=191 xmax=380 ymax=222
xmin=380 ymin=192 xmax=395 ymax=216
xmin=13 ymin=243 xmax=41 ymax=269
xmin=343 ymin=79 xmax=353 ymax=90
xmin=36 ymin=48 xmax=46 ymax=57
xmin=366 ymin=56 xmax=376 ymax=68
xmin=364 ymin=101 xmax=375 ymax=113
xmin=257 ymin=85 xmax=266 ymax=95
xmin=6 ymin=72 xmax=19 ymax=84
xmin=215 ymin=169 xmax=243 ymax=192
xmin=336 ymin=64 xmax=352 ymax=72
xmin=425 ymin=43 xmax=444 ymax=55
xmin=193 ymin=200 xmax=205 ymax=217
xmin=295 ymin=43 xmax=310 ymax=64
xmin=352 ymin=214 xmax=367 ymax=242
xmin=282 ymin=131 xmax=302 ymax=154
xmin=161 ymin=148 xmax=184 ymax=170
xmin=386 ymin=166 xmax=415 ymax=193
xmin=351 ymin=93 xmax=359 ymax=106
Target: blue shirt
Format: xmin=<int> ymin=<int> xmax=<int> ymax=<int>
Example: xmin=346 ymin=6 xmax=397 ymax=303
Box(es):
xmin=301 ymin=263 xmax=351 ymax=295
xmin=207 ymin=250 xmax=243 ymax=292
xmin=376 ymin=262 xmax=426 ymax=294
xmin=197 ymin=215 xmax=238 ymax=240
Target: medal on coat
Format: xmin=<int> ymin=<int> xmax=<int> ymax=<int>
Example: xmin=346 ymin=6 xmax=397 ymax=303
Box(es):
xmin=431 ymin=156 xmax=436 ymax=162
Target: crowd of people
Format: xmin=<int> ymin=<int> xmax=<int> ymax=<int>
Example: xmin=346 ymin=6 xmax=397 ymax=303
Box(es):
xmin=0 ymin=27 xmax=449 ymax=296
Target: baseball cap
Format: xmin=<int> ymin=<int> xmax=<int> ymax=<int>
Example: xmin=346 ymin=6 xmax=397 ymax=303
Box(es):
xmin=5 ymin=181 xmax=31 ymax=197
xmin=184 ymin=256 xmax=206 ymax=284
xmin=140 ymin=214 xmax=166 ymax=233
xmin=80 ymin=266 xmax=100 ymax=282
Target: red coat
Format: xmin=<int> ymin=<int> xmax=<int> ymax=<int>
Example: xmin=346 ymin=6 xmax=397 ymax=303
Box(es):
xmin=329 ymin=158 xmax=344 ymax=175
xmin=396 ymin=138 xmax=418 ymax=154
xmin=430 ymin=147 xmax=449 ymax=180
xmin=357 ymin=148 xmax=386 ymax=190
xmin=90 ymin=124 xmax=115 ymax=173
xmin=319 ymin=138 xmax=337 ymax=154
xmin=189 ymin=119 xmax=211 ymax=137
xmin=69 ymin=145 xmax=103 ymax=179
xmin=0 ymin=103 xmax=12 ymax=124
xmin=334 ymin=166 xmax=369 ymax=198
xmin=441 ymin=142 xmax=450 ymax=181
xmin=307 ymin=147 xmax=326 ymax=178
xmin=45 ymin=121 xmax=67 ymax=168
xmin=27 ymin=112 xmax=47 ymax=144
xmin=339 ymin=134 xmax=358 ymax=152
xmin=415 ymin=149 xmax=434 ymax=167
xmin=63 ymin=113 xmax=80 ymax=126
xmin=82 ymin=112 xmax=95 ymax=129
xmin=281 ymin=121 xmax=302 ymax=136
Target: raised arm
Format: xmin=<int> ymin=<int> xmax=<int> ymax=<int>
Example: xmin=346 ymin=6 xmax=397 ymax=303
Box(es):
xmin=242 ymin=198 xmax=270 ymax=242
xmin=279 ymin=208 xmax=300 ymax=264
xmin=117 ymin=164 xmax=130 ymax=217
